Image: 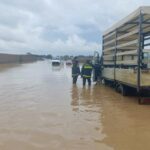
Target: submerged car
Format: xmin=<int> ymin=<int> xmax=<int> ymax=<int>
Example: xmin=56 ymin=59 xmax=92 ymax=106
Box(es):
xmin=52 ymin=60 xmax=61 ymax=66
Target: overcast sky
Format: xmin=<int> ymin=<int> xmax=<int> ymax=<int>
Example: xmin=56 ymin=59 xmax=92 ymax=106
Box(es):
xmin=0 ymin=0 xmax=149 ymax=55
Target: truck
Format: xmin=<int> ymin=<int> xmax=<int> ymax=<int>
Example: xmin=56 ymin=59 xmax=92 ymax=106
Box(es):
xmin=101 ymin=6 xmax=150 ymax=103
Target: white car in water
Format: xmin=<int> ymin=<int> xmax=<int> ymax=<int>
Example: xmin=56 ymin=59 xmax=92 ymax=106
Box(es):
xmin=51 ymin=59 xmax=61 ymax=66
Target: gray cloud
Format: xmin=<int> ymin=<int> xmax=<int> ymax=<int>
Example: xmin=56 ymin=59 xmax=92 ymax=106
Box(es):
xmin=0 ymin=0 xmax=149 ymax=55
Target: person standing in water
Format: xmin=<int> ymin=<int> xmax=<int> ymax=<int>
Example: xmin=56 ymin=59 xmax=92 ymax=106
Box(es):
xmin=81 ymin=60 xmax=93 ymax=86
xmin=72 ymin=60 xmax=80 ymax=84
xmin=93 ymin=60 xmax=101 ymax=84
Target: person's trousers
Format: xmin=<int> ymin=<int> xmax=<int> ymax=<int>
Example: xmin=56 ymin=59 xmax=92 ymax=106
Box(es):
xmin=83 ymin=77 xmax=91 ymax=86
xmin=73 ymin=76 xmax=78 ymax=84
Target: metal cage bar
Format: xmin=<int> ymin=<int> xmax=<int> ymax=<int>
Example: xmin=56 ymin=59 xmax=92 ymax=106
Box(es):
xmin=137 ymin=11 xmax=144 ymax=93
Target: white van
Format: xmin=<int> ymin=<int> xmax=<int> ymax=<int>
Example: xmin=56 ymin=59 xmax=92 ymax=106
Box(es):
xmin=52 ymin=60 xmax=61 ymax=66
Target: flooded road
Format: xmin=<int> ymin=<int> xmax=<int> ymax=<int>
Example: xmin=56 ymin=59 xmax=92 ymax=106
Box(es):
xmin=0 ymin=60 xmax=150 ymax=150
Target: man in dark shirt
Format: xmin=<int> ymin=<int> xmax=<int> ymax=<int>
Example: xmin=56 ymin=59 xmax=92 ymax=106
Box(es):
xmin=93 ymin=61 xmax=101 ymax=84
xmin=72 ymin=60 xmax=80 ymax=84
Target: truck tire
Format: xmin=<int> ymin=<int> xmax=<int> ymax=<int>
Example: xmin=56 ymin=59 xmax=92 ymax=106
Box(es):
xmin=138 ymin=97 xmax=144 ymax=104
xmin=101 ymin=79 xmax=105 ymax=85
xmin=102 ymin=79 xmax=108 ymax=85
xmin=117 ymin=84 xmax=127 ymax=96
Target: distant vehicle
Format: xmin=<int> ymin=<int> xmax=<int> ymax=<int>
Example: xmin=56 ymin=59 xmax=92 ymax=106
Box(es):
xmin=51 ymin=60 xmax=61 ymax=66
xmin=66 ymin=60 xmax=72 ymax=65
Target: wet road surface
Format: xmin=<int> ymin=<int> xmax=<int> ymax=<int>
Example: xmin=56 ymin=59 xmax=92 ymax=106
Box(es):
xmin=0 ymin=61 xmax=150 ymax=150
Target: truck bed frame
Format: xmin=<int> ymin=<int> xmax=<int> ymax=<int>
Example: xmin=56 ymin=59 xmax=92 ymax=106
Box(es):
xmin=101 ymin=6 xmax=150 ymax=103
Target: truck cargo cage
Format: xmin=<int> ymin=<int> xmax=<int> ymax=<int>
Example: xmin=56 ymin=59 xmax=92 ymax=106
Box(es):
xmin=102 ymin=6 xmax=150 ymax=104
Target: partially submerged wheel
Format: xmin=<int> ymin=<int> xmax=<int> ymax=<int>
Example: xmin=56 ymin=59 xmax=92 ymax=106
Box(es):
xmin=117 ymin=84 xmax=128 ymax=96
xmin=101 ymin=79 xmax=107 ymax=85
xmin=138 ymin=97 xmax=144 ymax=104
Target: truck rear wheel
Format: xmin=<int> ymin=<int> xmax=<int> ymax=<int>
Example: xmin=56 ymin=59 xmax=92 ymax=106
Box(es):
xmin=102 ymin=79 xmax=108 ymax=85
xmin=138 ymin=97 xmax=144 ymax=104
xmin=116 ymin=84 xmax=127 ymax=96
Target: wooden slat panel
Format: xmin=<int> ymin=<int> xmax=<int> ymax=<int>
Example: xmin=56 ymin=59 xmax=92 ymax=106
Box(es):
xmin=103 ymin=61 xmax=114 ymax=65
xmin=103 ymin=32 xmax=115 ymax=40
xmin=103 ymin=52 xmax=114 ymax=56
xmin=116 ymin=59 xmax=137 ymax=65
xmin=104 ymin=46 xmax=116 ymax=52
xmin=117 ymin=35 xmax=138 ymax=42
xmin=103 ymin=56 xmax=114 ymax=61
xmin=115 ymin=68 xmax=150 ymax=86
xmin=118 ymin=22 xmax=138 ymax=33
xmin=103 ymin=53 xmax=114 ymax=61
xmin=143 ymin=14 xmax=150 ymax=21
xmin=143 ymin=26 xmax=150 ymax=33
xmin=117 ymin=29 xmax=138 ymax=41
xmin=141 ymin=71 xmax=150 ymax=86
xmin=117 ymin=39 xmax=138 ymax=49
xmin=115 ymin=68 xmax=137 ymax=85
xmin=103 ymin=58 xmax=114 ymax=61
xmin=102 ymin=68 xmax=150 ymax=87
xmin=103 ymin=54 xmax=114 ymax=58
xmin=102 ymin=68 xmax=115 ymax=80
xmin=117 ymin=46 xmax=137 ymax=50
xmin=104 ymin=39 xmax=116 ymax=46
xmin=116 ymin=50 xmax=137 ymax=56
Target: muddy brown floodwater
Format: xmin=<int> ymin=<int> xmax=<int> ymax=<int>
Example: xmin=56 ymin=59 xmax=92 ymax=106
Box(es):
xmin=0 ymin=60 xmax=150 ymax=150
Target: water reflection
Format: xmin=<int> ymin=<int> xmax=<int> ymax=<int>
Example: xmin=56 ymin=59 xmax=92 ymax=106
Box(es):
xmin=71 ymin=85 xmax=103 ymax=109
xmin=71 ymin=85 xmax=80 ymax=107
xmin=71 ymin=86 xmax=94 ymax=109
xmin=51 ymin=66 xmax=62 ymax=71
xmin=80 ymin=87 xmax=93 ymax=105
